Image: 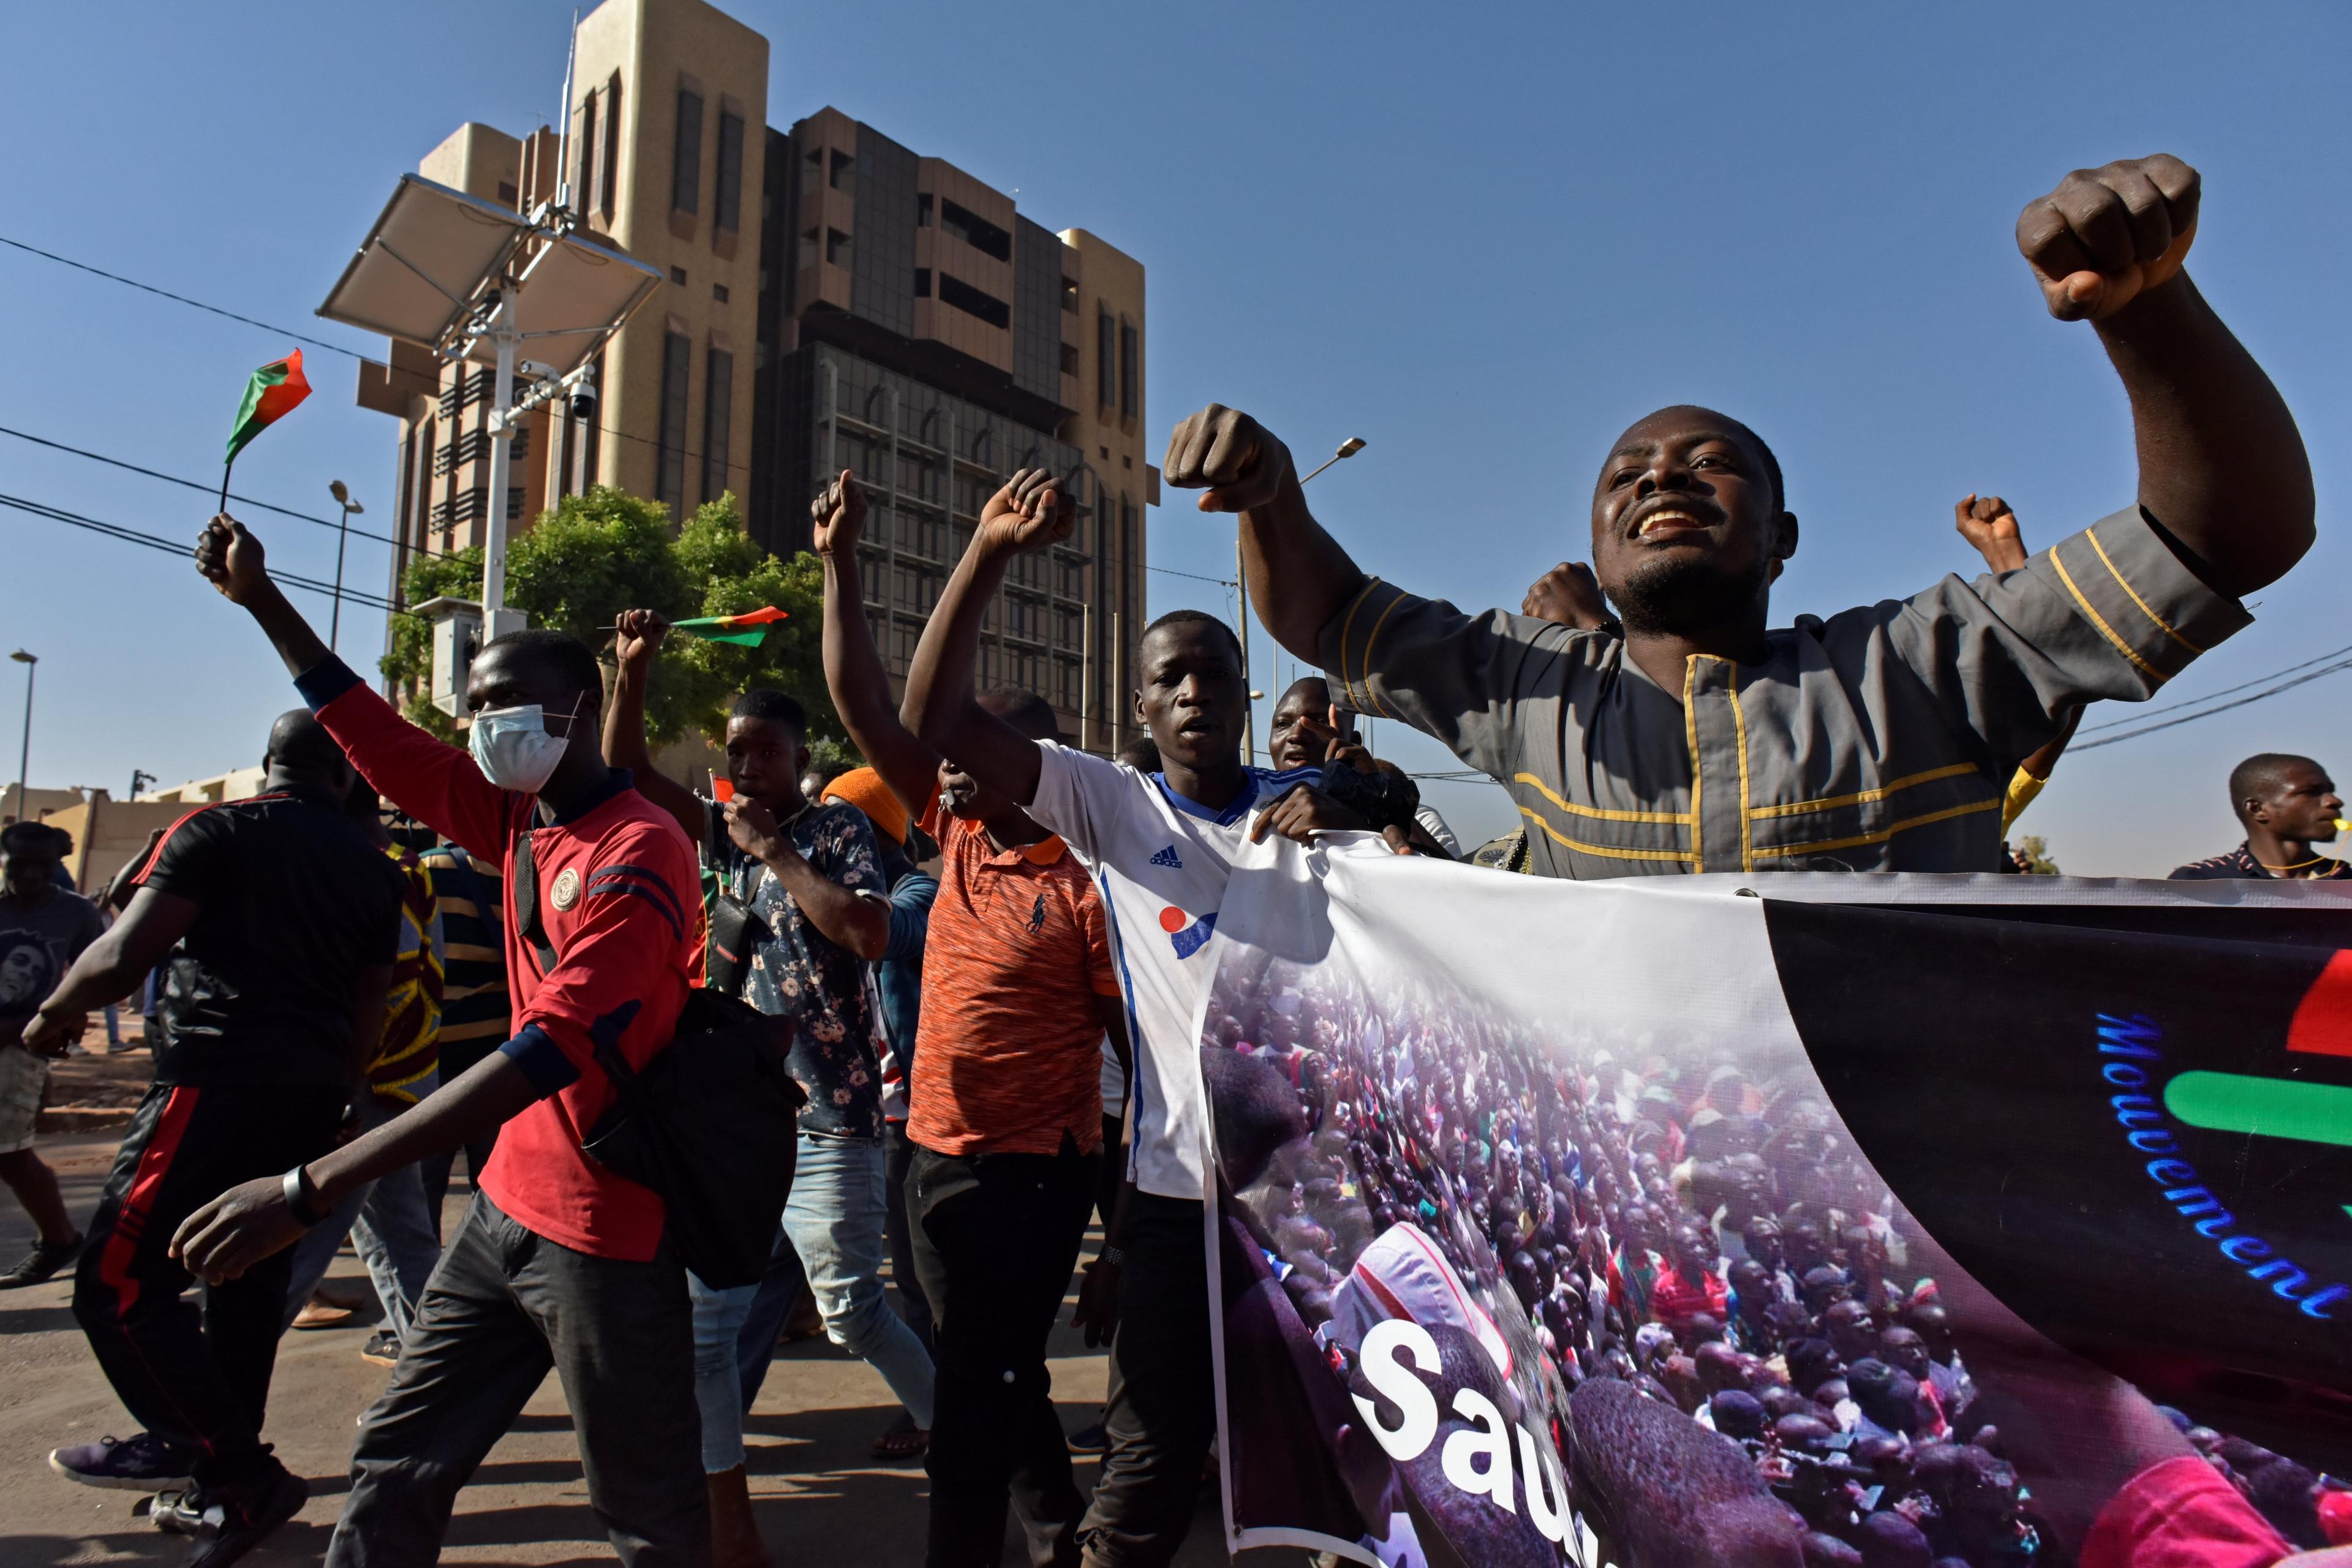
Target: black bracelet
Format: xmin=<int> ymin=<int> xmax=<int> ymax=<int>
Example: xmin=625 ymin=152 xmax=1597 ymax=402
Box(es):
xmin=1098 ymin=1245 xmax=1126 ymax=1268
xmin=282 ymin=1166 xmax=329 ymax=1227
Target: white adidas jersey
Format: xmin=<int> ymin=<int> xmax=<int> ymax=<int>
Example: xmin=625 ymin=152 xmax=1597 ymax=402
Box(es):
xmin=1028 ymin=742 xmax=1320 ymax=1200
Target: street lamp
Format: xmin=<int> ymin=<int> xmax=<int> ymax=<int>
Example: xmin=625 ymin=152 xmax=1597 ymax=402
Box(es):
xmin=328 ymin=481 xmax=365 ymax=654
xmin=8 ymin=650 xmax=34 ymax=824
xmin=1298 ymin=436 xmax=1367 ymax=486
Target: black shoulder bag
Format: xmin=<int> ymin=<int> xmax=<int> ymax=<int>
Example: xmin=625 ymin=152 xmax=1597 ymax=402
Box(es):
xmin=512 ymin=827 xmax=804 ymax=1286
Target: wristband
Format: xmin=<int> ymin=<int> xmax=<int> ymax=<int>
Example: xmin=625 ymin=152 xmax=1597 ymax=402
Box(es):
xmin=282 ymin=1166 xmax=330 ymax=1227
xmin=1098 ymin=1245 xmax=1126 ymax=1268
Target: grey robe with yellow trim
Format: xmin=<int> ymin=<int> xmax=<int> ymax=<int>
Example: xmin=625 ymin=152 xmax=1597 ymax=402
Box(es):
xmin=1320 ymin=506 xmax=2248 ymax=878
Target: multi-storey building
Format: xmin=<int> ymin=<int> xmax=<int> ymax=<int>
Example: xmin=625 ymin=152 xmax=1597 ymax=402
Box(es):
xmin=361 ymin=0 xmax=1151 ymax=752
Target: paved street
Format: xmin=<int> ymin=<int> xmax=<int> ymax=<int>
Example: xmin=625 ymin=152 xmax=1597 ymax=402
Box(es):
xmin=0 ymin=1058 xmax=1301 ymax=1567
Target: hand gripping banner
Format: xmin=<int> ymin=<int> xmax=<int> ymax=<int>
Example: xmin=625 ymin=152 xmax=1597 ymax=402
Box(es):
xmin=1187 ymin=841 xmax=2352 ymax=1567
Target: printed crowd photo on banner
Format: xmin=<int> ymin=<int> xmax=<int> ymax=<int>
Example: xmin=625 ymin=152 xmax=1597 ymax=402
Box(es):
xmin=1188 ymin=838 xmax=2352 ymax=1568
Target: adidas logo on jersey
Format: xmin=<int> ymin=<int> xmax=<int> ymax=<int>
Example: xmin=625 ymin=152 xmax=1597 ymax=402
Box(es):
xmin=1158 ymin=905 xmax=1216 ymax=959
xmin=1149 ymin=845 xmax=1184 ymax=869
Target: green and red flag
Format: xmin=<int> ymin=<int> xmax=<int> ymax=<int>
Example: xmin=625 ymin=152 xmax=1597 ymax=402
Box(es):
xmin=225 ymin=349 xmax=312 ymax=464
xmin=674 ymin=606 xmax=788 ymax=647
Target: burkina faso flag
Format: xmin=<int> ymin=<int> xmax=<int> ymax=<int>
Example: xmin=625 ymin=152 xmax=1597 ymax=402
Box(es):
xmin=225 ymin=350 xmax=312 ymax=464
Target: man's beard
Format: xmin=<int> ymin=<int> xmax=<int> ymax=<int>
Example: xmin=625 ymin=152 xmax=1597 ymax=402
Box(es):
xmin=1609 ymin=553 xmax=1770 ymax=638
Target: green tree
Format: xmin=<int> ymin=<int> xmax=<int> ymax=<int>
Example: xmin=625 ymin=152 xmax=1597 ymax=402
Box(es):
xmin=379 ymin=486 xmax=840 ymax=748
xmin=2015 ymin=834 xmax=2060 ymax=875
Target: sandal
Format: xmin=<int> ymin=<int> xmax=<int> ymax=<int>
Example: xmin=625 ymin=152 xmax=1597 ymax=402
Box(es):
xmin=870 ymin=1411 xmax=929 ymax=1461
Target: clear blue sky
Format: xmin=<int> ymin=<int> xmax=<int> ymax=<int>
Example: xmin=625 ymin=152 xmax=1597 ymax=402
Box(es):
xmin=4 ymin=1 xmax=2346 ymax=873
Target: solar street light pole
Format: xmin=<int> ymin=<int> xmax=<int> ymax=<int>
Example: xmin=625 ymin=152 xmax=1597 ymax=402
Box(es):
xmin=481 ymin=290 xmax=519 ymax=627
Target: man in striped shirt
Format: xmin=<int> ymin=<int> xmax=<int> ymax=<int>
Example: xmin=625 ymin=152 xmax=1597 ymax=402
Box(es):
xmin=416 ymin=843 xmax=508 ymax=1227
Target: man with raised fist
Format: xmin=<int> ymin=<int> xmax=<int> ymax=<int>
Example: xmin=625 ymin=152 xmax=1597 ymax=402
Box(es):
xmin=1169 ymin=155 xmax=2310 ymax=879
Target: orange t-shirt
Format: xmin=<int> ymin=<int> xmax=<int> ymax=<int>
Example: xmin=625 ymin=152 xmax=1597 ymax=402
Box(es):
xmin=907 ymin=804 xmax=1120 ymax=1156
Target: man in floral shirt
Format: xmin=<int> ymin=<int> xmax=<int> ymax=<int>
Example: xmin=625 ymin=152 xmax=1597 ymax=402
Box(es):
xmin=606 ymin=616 xmax=933 ymax=1564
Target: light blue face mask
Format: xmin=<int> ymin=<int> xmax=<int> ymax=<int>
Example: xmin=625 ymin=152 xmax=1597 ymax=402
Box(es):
xmin=468 ymin=696 xmax=581 ymax=794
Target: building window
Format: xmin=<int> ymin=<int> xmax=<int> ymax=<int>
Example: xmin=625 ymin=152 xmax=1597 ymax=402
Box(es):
xmin=497 ymin=180 xmax=518 ymax=209
xmin=712 ymin=282 xmax=729 ymax=304
xmin=799 ymin=227 xmax=819 ymax=271
xmin=1119 ymin=321 xmax=1138 ymax=421
xmin=1097 ymin=310 xmax=1114 ymax=409
xmin=672 ymin=87 xmax=703 ymax=216
xmin=917 ymin=193 xmax=933 ymax=227
xmin=826 ymin=228 xmax=851 ymax=266
xmin=1060 ymin=342 xmax=1079 ymax=377
xmin=703 ymin=347 xmax=733 ymax=502
xmin=914 ymin=268 xmax=931 ymax=297
xmin=657 ymin=330 xmax=690 ymax=507
xmin=599 ymin=74 xmax=622 ymax=218
xmin=1062 ymin=276 xmax=1079 ymax=314
xmin=576 ymin=91 xmax=598 ymax=213
xmin=938 ymin=273 xmax=1008 ymax=328
xmin=671 ymin=265 xmax=688 ymax=286
xmin=938 ymin=197 xmax=1011 ymax=262
xmin=829 ymin=149 xmax=854 ymax=191
xmin=714 ymin=110 xmax=744 ymax=233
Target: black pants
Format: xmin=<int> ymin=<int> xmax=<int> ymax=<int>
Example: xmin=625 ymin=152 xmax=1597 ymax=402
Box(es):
xmin=326 ymin=1191 xmax=706 ymax=1567
xmin=1076 ymin=1193 xmax=1214 ymax=1568
xmin=910 ymin=1138 xmax=1099 ymax=1568
xmin=883 ymin=1120 xmax=935 ymax=1352
xmin=72 ymin=1080 xmax=346 ymax=1490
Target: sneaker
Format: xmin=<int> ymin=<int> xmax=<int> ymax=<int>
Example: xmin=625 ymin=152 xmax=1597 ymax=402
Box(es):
xmin=144 ymin=1487 xmax=203 ymax=1536
xmin=49 ymin=1431 xmax=194 ymax=1490
xmin=358 ymin=1329 xmax=400 ymax=1368
xmin=1066 ymin=1420 xmax=1108 ymax=1454
xmin=0 ymin=1234 xmax=82 ymax=1289
xmin=178 ymin=1469 xmax=309 ymax=1566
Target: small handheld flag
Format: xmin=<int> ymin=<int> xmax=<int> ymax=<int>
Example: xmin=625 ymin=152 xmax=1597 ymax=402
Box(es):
xmin=219 ymin=349 xmax=312 ymax=510
xmin=671 ymin=606 xmax=788 ymax=647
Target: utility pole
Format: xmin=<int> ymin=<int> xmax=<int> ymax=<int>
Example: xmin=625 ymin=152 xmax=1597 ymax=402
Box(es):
xmin=328 ymin=480 xmax=364 ymax=652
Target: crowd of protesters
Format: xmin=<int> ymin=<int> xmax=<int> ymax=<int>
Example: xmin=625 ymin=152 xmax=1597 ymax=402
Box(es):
xmin=0 ymin=148 xmax=2344 ymax=1568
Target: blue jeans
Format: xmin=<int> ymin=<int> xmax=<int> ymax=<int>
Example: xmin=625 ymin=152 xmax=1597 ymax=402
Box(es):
xmin=282 ymin=1096 xmax=443 ymax=1344
xmin=693 ymin=1131 xmax=935 ymax=1473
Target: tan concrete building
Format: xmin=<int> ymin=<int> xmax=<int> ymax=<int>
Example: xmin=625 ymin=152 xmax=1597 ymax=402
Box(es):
xmin=362 ymin=0 xmax=1150 ymax=752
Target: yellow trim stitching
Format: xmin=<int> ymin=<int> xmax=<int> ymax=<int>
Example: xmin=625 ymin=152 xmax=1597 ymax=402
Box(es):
xmin=1728 ymin=664 xmax=1754 ymax=872
xmin=1682 ymin=657 xmax=1704 ymax=873
xmin=1511 ymin=773 xmax=1691 ymax=824
xmin=1357 ymin=590 xmax=1409 ymax=721
xmin=1520 ymin=807 xmax=1699 ymax=864
xmin=2052 ymin=547 xmax=2161 ymax=680
xmin=1334 ymin=578 xmax=1384 ymax=711
xmin=1746 ymin=762 xmax=1984 ymax=820
xmin=2087 ymin=523 xmax=2203 ymax=657
xmin=1750 ymin=797 xmax=2002 ymax=860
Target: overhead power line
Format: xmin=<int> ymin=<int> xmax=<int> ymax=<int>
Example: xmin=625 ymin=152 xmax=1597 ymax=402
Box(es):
xmin=0 ymin=235 xmax=366 ymax=360
xmin=0 ymin=424 xmax=451 ymax=559
xmin=0 ymin=491 xmax=411 ymax=617
xmin=2075 ymin=639 xmax=2352 ymax=737
xmin=2071 ymin=657 xmax=2352 ymax=751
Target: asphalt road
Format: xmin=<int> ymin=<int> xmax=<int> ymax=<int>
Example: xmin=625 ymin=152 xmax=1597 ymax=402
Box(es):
xmin=0 ymin=1107 xmax=1305 ymax=1567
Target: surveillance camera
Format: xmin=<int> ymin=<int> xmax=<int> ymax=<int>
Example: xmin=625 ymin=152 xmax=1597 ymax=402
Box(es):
xmin=569 ymin=369 xmax=599 ymax=423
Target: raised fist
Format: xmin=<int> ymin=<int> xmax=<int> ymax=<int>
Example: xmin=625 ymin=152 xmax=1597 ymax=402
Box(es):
xmin=1164 ymin=405 xmax=1294 ymax=513
xmin=811 ymin=469 xmax=866 ymax=557
xmin=2016 ymin=155 xmax=2198 ymax=322
xmin=613 ymin=608 xmax=670 ymax=672
xmin=976 ymin=467 xmax=1074 ymax=556
xmin=194 ymin=514 xmax=271 ymax=605
xmin=1521 ymin=560 xmax=1613 ymax=631
xmin=1953 ymin=494 xmax=2027 ymax=575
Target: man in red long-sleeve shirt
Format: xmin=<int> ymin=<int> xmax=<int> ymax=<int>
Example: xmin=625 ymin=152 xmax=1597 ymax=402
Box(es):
xmin=170 ymin=516 xmax=709 ymax=1567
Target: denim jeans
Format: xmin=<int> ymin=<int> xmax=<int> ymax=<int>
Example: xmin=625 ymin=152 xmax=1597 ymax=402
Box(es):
xmin=282 ymin=1096 xmax=443 ymax=1344
xmin=708 ymin=1131 xmax=935 ymax=1470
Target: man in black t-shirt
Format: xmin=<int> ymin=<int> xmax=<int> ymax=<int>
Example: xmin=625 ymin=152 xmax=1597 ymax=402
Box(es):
xmin=22 ymin=711 xmax=400 ymax=1564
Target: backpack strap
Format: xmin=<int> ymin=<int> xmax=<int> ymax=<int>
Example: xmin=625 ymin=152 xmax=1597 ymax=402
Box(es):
xmin=510 ymin=826 xmax=561 ymax=980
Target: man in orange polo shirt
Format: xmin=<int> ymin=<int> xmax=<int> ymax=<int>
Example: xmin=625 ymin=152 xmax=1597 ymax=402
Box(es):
xmin=814 ymin=469 xmax=1129 ymax=1568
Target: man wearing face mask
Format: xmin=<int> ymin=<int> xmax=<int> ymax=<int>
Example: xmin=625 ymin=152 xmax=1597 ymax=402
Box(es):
xmin=176 ymin=516 xmax=711 ymax=1568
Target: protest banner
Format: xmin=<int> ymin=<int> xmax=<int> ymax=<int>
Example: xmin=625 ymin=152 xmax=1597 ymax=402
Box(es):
xmin=1188 ymin=842 xmax=2352 ymax=1566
